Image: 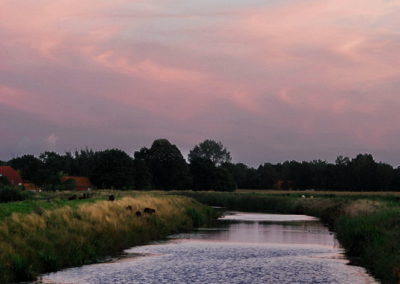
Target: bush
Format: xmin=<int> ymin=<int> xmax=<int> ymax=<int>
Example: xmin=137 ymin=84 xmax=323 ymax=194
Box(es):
xmin=0 ymin=176 xmax=10 ymax=186
xmin=0 ymin=186 xmax=29 ymax=203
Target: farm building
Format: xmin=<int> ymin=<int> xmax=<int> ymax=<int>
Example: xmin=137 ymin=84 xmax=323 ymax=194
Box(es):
xmin=61 ymin=176 xmax=93 ymax=191
xmin=0 ymin=166 xmax=23 ymax=186
xmin=22 ymin=182 xmax=39 ymax=191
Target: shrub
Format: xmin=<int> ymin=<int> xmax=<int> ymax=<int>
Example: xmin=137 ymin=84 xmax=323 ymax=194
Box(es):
xmin=0 ymin=186 xmax=28 ymax=203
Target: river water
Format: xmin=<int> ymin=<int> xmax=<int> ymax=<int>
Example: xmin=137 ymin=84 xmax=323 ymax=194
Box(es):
xmin=39 ymin=212 xmax=378 ymax=284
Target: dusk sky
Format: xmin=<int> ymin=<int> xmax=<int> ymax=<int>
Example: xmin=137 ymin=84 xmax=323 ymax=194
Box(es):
xmin=1 ymin=0 xmax=400 ymax=166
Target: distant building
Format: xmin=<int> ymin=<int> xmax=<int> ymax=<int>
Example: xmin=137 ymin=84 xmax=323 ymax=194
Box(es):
xmin=61 ymin=176 xmax=93 ymax=191
xmin=0 ymin=166 xmax=23 ymax=186
xmin=22 ymin=182 xmax=39 ymax=191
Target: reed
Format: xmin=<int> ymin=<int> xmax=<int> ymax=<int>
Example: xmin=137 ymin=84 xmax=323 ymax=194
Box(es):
xmin=0 ymin=195 xmax=215 ymax=283
xmin=335 ymin=208 xmax=400 ymax=284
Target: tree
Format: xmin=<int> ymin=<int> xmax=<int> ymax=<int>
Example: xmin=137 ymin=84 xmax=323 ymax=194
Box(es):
xmin=189 ymin=139 xmax=231 ymax=166
xmin=243 ymin=167 xmax=262 ymax=189
xmin=132 ymin=159 xmax=152 ymax=189
xmin=213 ymin=167 xmax=236 ymax=191
xmin=190 ymin=158 xmax=217 ymax=190
xmin=375 ymin=162 xmax=395 ymax=190
xmin=8 ymin=155 xmax=43 ymax=182
xmin=90 ymin=149 xmax=135 ymax=189
xmin=39 ymin=152 xmax=70 ymax=174
xmin=257 ymin=163 xmax=278 ymax=189
xmin=351 ymin=154 xmax=377 ymax=191
xmin=221 ymin=163 xmax=249 ymax=188
xmin=334 ymin=156 xmax=351 ymax=190
xmin=135 ymin=139 xmax=191 ymax=189
xmin=190 ymin=157 xmax=236 ymax=191
xmin=70 ymin=149 xmax=98 ymax=177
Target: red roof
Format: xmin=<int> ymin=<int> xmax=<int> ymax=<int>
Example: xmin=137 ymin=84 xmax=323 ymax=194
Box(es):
xmin=0 ymin=166 xmax=23 ymax=186
xmin=61 ymin=176 xmax=93 ymax=190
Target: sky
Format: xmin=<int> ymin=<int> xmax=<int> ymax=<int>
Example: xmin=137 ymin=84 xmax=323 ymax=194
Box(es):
xmin=1 ymin=0 xmax=400 ymax=166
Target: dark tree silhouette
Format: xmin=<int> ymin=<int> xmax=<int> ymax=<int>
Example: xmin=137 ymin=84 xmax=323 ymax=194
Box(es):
xmin=8 ymin=155 xmax=43 ymax=182
xmin=135 ymin=139 xmax=191 ymax=190
xmin=3 ymin=139 xmax=400 ymax=192
xmin=90 ymin=149 xmax=135 ymax=189
xmin=189 ymin=139 xmax=231 ymax=166
xmin=190 ymin=158 xmax=236 ymax=191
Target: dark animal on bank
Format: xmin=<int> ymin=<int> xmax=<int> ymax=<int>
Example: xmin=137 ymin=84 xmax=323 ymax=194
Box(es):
xmin=78 ymin=193 xmax=91 ymax=200
xmin=108 ymin=195 xmax=115 ymax=201
xmin=35 ymin=207 xmax=44 ymax=216
xmin=144 ymin=208 xmax=156 ymax=214
xmin=68 ymin=194 xmax=77 ymax=201
xmin=135 ymin=210 xmax=142 ymax=217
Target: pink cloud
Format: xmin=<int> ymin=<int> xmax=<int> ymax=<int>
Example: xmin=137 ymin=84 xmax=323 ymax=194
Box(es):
xmin=1 ymin=0 xmax=400 ymax=164
xmin=92 ymin=50 xmax=206 ymax=83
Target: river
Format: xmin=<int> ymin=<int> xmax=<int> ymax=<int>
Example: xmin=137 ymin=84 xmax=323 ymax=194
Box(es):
xmin=39 ymin=212 xmax=378 ymax=284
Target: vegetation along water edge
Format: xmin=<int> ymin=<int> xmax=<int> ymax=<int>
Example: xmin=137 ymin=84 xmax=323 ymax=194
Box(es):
xmin=0 ymin=194 xmax=216 ymax=283
xmin=176 ymin=190 xmax=400 ymax=284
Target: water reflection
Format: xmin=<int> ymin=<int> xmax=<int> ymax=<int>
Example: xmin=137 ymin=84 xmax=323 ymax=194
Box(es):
xmin=39 ymin=212 xmax=378 ymax=284
xmin=219 ymin=212 xmax=317 ymax=222
xmin=175 ymin=212 xmax=337 ymax=248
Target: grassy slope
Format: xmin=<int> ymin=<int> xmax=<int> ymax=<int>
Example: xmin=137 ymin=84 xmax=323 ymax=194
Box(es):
xmin=0 ymin=194 xmax=216 ymax=283
xmin=175 ymin=190 xmax=400 ymax=284
xmin=0 ymin=190 xmax=163 ymax=220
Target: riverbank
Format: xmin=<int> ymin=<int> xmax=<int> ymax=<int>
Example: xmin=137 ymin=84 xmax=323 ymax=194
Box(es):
xmin=0 ymin=194 xmax=216 ymax=283
xmin=176 ymin=191 xmax=400 ymax=284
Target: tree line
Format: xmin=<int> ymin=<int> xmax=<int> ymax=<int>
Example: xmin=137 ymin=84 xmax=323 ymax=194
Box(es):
xmin=1 ymin=138 xmax=400 ymax=191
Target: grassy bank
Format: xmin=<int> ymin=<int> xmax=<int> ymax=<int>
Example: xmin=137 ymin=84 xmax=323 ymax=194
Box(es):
xmin=176 ymin=191 xmax=400 ymax=284
xmin=0 ymin=194 xmax=215 ymax=283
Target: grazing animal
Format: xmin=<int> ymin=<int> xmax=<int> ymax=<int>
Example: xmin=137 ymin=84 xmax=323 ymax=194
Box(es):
xmin=135 ymin=210 xmax=142 ymax=217
xmin=68 ymin=194 xmax=77 ymax=201
xmin=144 ymin=207 xmax=156 ymax=214
xmin=108 ymin=195 xmax=115 ymax=201
xmin=126 ymin=205 xmax=133 ymax=211
xmin=35 ymin=207 xmax=44 ymax=215
xmin=79 ymin=193 xmax=91 ymax=200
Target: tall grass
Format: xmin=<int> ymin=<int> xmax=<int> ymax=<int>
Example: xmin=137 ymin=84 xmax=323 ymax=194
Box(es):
xmin=336 ymin=208 xmax=400 ymax=284
xmin=176 ymin=191 xmax=399 ymax=284
xmin=0 ymin=195 xmax=215 ymax=283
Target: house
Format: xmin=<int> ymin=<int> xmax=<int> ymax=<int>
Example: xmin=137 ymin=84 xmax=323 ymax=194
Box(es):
xmin=61 ymin=176 xmax=93 ymax=191
xmin=0 ymin=166 xmax=23 ymax=186
xmin=22 ymin=182 xmax=39 ymax=191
